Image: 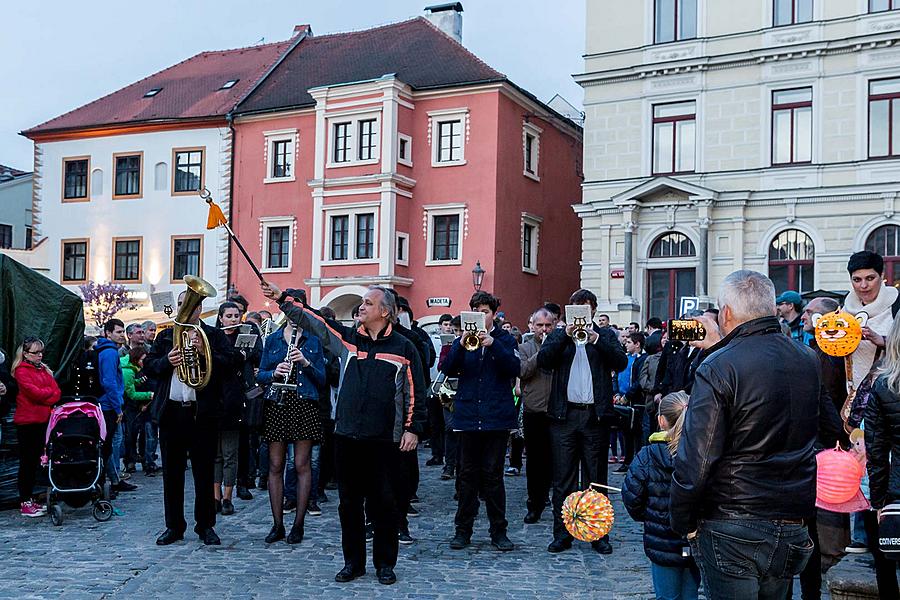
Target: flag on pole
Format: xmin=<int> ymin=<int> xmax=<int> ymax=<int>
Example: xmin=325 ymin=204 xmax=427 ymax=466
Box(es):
xmin=199 ymin=188 xmax=265 ymax=283
xmin=206 ymin=198 xmax=228 ymax=229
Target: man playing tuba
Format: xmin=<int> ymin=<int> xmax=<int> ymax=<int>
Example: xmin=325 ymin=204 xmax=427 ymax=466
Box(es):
xmin=146 ymin=279 xmax=245 ymax=546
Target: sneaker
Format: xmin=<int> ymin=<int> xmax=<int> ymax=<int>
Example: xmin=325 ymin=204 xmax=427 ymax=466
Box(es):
xmin=505 ymin=467 xmax=520 ymax=476
xmin=441 ymin=466 xmax=455 ymax=480
xmin=407 ymin=505 xmax=419 ymax=518
xmin=365 ymin=523 xmax=374 ymax=543
xmin=125 ymin=463 xmax=137 ymax=474
xmin=845 ymin=541 xmax=869 ymax=554
xmin=409 ymin=494 xmax=420 ymax=504
xmin=425 ymin=456 xmax=443 ymax=466
xmin=614 ymin=463 xmax=629 ymax=474
xmin=398 ymin=531 xmax=415 ymax=545
xmin=20 ymin=501 xmax=45 ymax=518
xmin=113 ymin=480 xmax=138 ymax=492
xmin=608 ymin=457 xmax=618 ymax=464
xmin=221 ymin=499 xmax=235 ymax=516
xmin=318 ymin=490 xmax=329 ymax=503
xmin=283 ymin=499 xmax=297 ymax=513
xmin=307 ymin=502 xmax=322 ymax=516
xmin=120 ymin=471 xmax=132 ymax=481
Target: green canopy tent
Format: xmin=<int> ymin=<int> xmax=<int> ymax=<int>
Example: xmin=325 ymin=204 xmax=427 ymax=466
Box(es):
xmin=0 ymin=254 xmax=85 ymax=508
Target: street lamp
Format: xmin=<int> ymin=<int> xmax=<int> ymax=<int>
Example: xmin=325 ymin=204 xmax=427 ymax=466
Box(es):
xmin=472 ymin=260 xmax=485 ymax=292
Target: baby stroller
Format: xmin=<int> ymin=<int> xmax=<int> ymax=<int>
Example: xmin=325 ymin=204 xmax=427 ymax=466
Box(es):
xmin=41 ymin=400 xmax=113 ymax=525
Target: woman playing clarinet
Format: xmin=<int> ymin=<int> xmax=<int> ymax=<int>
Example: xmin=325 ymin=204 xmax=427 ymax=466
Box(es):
xmin=256 ymin=317 xmax=325 ymax=544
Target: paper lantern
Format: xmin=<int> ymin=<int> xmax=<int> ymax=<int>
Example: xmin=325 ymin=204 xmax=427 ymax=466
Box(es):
xmin=813 ymin=310 xmax=867 ymax=357
xmin=562 ymin=488 xmax=614 ymax=542
xmin=816 ymin=447 xmax=864 ymax=505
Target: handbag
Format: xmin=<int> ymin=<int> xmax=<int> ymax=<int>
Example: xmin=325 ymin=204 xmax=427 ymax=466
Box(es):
xmin=842 ymin=352 xmax=881 ymax=434
xmin=879 ymin=503 xmax=900 ymax=560
xmin=612 ymin=405 xmax=636 ymax=430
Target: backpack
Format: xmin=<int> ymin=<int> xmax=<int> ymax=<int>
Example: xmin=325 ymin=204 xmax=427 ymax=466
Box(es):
xmin=64 ymin=345 xmax=117 ymax=401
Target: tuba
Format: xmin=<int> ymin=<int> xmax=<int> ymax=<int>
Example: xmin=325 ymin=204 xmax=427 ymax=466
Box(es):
xmin=571 ymin=316 xmax=590 ymax=346
xmin=462 ymin=321 xmax=481 ymax=352
xmin=173 ymin=275 xmax=217 ymax=390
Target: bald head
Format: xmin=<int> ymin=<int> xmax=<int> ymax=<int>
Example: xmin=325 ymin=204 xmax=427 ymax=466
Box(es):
xmin=801 ymin=297 xmax=840 ymax=333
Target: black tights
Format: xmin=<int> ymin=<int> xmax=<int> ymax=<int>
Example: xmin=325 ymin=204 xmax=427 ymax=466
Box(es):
xmin=268 ymin=440 xmax=312 ymax=530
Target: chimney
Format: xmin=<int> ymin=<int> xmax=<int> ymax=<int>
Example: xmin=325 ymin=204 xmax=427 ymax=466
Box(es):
xmin=425 ymin=2 xmax=463 ymax=44
xmin=293 ymin=24 xmax=313 ymax=38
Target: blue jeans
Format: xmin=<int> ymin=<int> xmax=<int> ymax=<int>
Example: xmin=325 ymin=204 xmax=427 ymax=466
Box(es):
xmin=651 ymin=563 xmax=701 ymax=600
xmin=143 ymin=419 xmax=159 ymax=467
xmin=691 ymin=519 xmax=813 ymax=600
xmin=105 ymin=421 xmax=122 ymax=483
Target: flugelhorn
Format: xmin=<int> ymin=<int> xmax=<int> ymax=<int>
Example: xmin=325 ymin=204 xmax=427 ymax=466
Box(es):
xmin=571 ymin=316 xmax=590 ymax=346
xmin=173 ymin=275 xmax=217 ymax=390
xmin=462 ymin=321 xmax=481 ymax=352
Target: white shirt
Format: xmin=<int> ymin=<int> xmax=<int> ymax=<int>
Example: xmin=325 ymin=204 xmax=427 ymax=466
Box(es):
xmin=566 ymin=345 xmax=594 ymax=404
xmin=169 ymin=371 xmax=197 ymax=404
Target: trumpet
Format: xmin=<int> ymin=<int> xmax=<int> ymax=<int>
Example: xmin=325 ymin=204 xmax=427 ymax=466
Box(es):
xmin=462 ymin=322 xmax=481 ymax=352
xmin=571 ymin=316 xmax=590 ymax=346
xmin=173 ymin=275 xmax=216 ymax=390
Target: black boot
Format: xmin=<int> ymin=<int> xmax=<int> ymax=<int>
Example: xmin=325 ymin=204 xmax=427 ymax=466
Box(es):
xmin=265 ymin=523 xmax=285 ymax=543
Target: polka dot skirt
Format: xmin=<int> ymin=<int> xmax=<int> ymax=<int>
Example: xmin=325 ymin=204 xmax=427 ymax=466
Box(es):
xmin=262 ymin=393 xmax=323 ymax=443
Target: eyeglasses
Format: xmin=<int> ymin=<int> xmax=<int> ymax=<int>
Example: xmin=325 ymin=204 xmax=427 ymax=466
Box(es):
xmin=25 ymin=349 xmax=44 ymax=356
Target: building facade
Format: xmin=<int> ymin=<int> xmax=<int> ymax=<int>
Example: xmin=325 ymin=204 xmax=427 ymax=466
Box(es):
xmin=577 ymin=0 xmax=900 ymax=323
xmin=0 ymin=165 xmax=33 ymax=250
xmin=230 ymin=17 xmax=583 ymax=326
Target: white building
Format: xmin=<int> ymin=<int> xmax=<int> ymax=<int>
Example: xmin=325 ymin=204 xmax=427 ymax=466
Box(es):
xmin=577 ymin=1 xmax=900 ymax=323
xmin=22 ymin=40 xmax=293 ymax=320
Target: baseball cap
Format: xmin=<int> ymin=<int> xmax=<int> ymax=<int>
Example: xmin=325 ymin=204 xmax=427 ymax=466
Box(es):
xmin=775 ymin=291 xmax=802 ymax=306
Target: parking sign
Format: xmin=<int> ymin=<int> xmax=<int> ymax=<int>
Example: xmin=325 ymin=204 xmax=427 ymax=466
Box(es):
xmin=679 ymin=296 xmax=700 ymax=316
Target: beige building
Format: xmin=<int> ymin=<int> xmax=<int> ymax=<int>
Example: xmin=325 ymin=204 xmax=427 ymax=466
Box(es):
xmin=576 ymin=0 xmax=900 ymax=323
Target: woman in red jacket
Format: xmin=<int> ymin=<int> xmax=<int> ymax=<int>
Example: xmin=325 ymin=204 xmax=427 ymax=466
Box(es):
xmin=12 ymin=336 xmax=61 ymax=517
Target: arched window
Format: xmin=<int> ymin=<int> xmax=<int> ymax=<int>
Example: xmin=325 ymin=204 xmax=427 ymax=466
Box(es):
xmin=866 ymin=224 xmax=900 ymax=285
xmin=769 ymin=229 xmax=814 ymax=294
xmin=154 ymin=162 xmax=168 ymax=192
xmin=90 ymin=169 xmax=103 ymax=197
xmin=649 ymin=232 xmax=696 ymax=258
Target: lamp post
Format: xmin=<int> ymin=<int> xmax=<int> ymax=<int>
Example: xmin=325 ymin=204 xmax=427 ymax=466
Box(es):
xmin=472 ymin=260 xmax=485 ymax=292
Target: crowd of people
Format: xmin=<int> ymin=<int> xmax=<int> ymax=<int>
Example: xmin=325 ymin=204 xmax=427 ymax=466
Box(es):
xmin=1 ymin=249 xmax=900 ymax=597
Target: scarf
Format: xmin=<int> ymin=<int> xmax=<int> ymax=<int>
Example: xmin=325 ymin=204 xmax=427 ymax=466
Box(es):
xmin=844 ymin=284 xmax=898 ymax=387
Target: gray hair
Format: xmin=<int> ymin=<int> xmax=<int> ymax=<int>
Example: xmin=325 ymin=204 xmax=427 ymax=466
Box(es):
xmin=808 ymin=297 xmax=839 ymax=314
xmin=368 ymin=285 xmax=398 ymax=323
xmin=141 ymin=320 xmax=156 ymax=329
xmin=125 ymin=323 xmax=144 ymax=335
xmin=531 ymin=307 xmax=555 ymax=322
xmin=717 ymin=270 xmax=777 ymax=323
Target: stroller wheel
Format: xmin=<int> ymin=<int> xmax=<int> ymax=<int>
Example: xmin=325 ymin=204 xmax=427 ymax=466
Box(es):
xmin=49 ymin=504 xmax=64 ymax=526
xmin=102 ymin=482 xmax=111 ymax=501
xmin=93 ymin=501 xmax=113 ymax=522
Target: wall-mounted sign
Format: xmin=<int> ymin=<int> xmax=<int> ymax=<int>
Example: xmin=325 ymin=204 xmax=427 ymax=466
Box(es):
xmin=610 ymin=269 xmax=625 ymax=279
xmin=426 ymin=297 xmax=452 ymax=308
xmin=679 ymin=296 xmax=700 ymax=315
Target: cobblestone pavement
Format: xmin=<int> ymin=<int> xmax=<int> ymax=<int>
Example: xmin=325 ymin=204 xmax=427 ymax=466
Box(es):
xmin=0 ymin=450 xmax=861 ymax=599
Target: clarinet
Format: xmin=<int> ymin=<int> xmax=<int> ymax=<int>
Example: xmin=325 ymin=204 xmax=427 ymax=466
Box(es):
xmin=270 ymin=320 xmax=300 ymax=404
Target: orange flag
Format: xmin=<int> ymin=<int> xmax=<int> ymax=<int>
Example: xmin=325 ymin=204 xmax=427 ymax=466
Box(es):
xmin=206 ymin=199 xmax=228 ymax=229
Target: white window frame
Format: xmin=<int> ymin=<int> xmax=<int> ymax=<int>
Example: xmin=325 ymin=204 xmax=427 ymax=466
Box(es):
xmin=326 ymin=109 xmax=381 ymax=169
xmin=521 ymin=213 xmax=542 ymax=275
xmin=322 ymin=203 xmax=380 ymax=265
xmin=429 ymin=108 xmax=468 ymax=167
xmin=263 ymin=129 xmax=298 ymax=184
xmin=260 ymin=217 xmax=295 ymax=273
xmin=523 ymin=122 xmax=542 ymax=181
xmin=398 ymin=133 xmax=413 ymax=167
xmin=425 ymin=203 xmax=466 ymax=266
xmin=396 ymin=231 xmax=410 ymax=266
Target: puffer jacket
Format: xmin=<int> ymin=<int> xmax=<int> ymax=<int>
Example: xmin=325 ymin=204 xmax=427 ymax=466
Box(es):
xmin=623 ymin=432 xmax=695 ymax=568
xmin=865 ymin=376 xmax=900 ymax=509
xmin=13 ymin=360 xmax=61 ymax=425
xmin=670 ymin=316 xmax=820 ymax=535
xmin=120 ymin=355 xmax=152 ymax=407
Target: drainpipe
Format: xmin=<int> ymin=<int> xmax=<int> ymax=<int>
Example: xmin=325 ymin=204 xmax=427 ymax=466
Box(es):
xmin=226 ymin=112 xmax=236 ymax=295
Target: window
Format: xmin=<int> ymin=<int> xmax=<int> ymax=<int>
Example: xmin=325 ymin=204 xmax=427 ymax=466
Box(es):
xmin=113 ymin=238 xmax=142 ymax=282
xmin=522 ymin=122 xmax=542 ymax=180
xmin=396 ymin=232 xmax=409 ymax=266
xmin=25 ymin=226 xmax=33 ymax=250
xmin=263 ymin=130 xmax=297 ymax=182
xmin=61 ymin=240 xmax=88 ymax=283
xmin=869 ymin=78 xmax=900 ymax=158
xmin=333 ymin=122 xmax=351 ymax=163
xmin=650 ymin=232 xmax=696 ymax=258
xmin=866 ymin=225 xmax=900 ymax=284
xmin=143 ymin=88 xmax=161 ymax=98
xmin=437 ymin=120 xmax=463 ymax=163
xmin=272 ymin=140 xmax=292 ymax=178
xmin=772 ymin=88 xmax=812 ymax=165
xmin=113 ymin=153 xmax=142 ymax=198
xmin=265 ymin=226 xmax=290 ymax=270
xmin=522 ymin=216 xmax=542 ymax=274
xmin=869 ymin=0 xmax=898 ymax=12
xmin=219 ymin=79 xmax=239 ymax=90
xmin=774 ymin=0 xmax=813 ymax=26
xmin=171 ymin=237 xmax=202 ymax=281
xmin=172 ymin=148 xmax=204 ymax=194
xmin=356 ymin=213 xmax=375 ymax=260
xmin=654 ymin=0 xmax=697 ymax=44
xmin=398 ymin=134 xmax=413 ymax=166
xmin=769 ymin=229 xmax=814 ymax=294
xmin=0 ymin=224 xmax=11 ymax=249
xmin=432 ymin=215 xmax=460 ymax=262
xmin=525 ymin=135 xmax=535 ymax=173
xmin=652 ymin=101 xmax=696 ymax=175
xmin=63 ymin=157 xmax=89 ymax=200
xmin=330 ymin=216 xmax=349 ymax=261
xmin=358 ymin=119 xmax=377 ymax=161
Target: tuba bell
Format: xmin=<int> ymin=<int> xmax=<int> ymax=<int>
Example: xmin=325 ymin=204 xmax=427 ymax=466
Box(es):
xmin=462 ymin=322 xmax=481 ymax=352
xmin=571 ymin=316 xmax=590 ymax=346
xmin=173 ymin=275 xmax=217 ymax=390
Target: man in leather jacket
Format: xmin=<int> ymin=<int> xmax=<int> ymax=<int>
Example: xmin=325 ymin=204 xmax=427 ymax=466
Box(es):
xmin=670 ymin=270 xmax=819 ymax=599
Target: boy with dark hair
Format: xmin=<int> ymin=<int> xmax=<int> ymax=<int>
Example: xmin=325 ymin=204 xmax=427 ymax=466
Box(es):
xmin=97 ymin=319 xmax=137 ymax=493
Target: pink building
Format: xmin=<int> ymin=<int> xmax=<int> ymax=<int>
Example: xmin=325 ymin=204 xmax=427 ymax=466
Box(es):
xmin=231 ymin=15 xmax=583 ymax=327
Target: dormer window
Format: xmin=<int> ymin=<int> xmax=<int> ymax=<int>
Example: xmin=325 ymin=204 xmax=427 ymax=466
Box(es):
xmin=143 ymin=88 xmax=162 ymax=98
xmin=220 ymin=79 xmax=239 ymax=90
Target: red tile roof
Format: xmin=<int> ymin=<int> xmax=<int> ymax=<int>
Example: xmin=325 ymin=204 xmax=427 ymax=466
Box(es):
xmin=0 ymin=164 xmax=29 ymax=178
xmin=23 ymin=40 xmax=294 ymax=137
xmin=237 ymin=18 xmax=505 ymax=114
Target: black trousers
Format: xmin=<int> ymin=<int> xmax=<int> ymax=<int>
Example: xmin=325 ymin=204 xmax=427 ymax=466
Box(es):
xmin=159 ymin=402 xmax=218 ymax=535
xmin=123 ymin=404 xmax=142 ymax=466
xmin=443 ymin=408 xmax=459 ymax=469
xmin=100 ymin=409 xmax=119 ymax=486
xmin=427 ymin=395 xmax=445 ymax=459
xmin=522 ymin=411 xmax=552 ymax=514
xmin=236 ymin=425 xmax=253 ymax=486
xmin=318 ymin=419 xmax=335 ymax=492
xmin=865 ymin=509 xmax=900 ymax=599
xmin=398 ymin=448 xmax=419 ymax=533
xmin=549 ymin=405 xmax=609 ymax=542
xmin=455 ymin=430 xmax=509 ymax=537
xmin=334 ymin=435 xmax=402 ymax=570
xmin=16 ymin=423 xmax=46 ymax=503
xmin=623 ymin=406 xmax=645 ymax=465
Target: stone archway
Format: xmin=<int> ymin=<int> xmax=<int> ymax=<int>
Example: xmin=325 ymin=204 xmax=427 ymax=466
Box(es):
xmin=327 ymin=293 xmax=363 ymax=323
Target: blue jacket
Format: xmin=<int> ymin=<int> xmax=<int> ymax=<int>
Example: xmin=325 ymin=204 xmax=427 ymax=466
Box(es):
xmin=440 ymin=325 xmax=520 ymax=431
xmin=257 ymin=329 xmax=325 ymax=400
xmin=616 ymin=353 xmax=637 ymax=396
xmin=96 ymin=337 xmax=124 ymax=413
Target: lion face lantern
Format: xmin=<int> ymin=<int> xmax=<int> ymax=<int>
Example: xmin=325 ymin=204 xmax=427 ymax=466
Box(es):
xmin=812 ymin=310 xmax=868 ymax=357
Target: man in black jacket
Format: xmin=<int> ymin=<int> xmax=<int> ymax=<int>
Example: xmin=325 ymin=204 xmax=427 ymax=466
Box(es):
xmin=146 ymin=290 xmax=243 ymax=546
xmin=671 ymin=270 xmax=818 ymax=599
xmin=537 ymin=289 xmax=627 ymax=555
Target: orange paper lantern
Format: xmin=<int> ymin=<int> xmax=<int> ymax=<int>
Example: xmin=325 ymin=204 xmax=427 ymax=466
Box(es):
xmin=562 ymin=488 xmax=615 ymax=542
xmin=813 ymin=310 xmax=867 ymax=357
xmin=816 ymin=447 xmax=864 ymax=505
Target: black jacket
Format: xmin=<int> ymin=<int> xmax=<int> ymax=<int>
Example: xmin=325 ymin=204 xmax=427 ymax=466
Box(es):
xmin=145 ymin=323 xmax=244 ymax=425
xmin=865 ymin=377 xmax=900 ymax=510
xmin=537 ymin=324 xmax=628 ymax=423
xmin=219 ymin=328 xmax=261 ymax=430
xmin=670 ymin=317 xmax=819 ymax=534
xmin=623 ymin=434 xmax=696 ymax=568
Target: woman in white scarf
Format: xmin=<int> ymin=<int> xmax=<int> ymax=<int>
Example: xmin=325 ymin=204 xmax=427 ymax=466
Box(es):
xmin=844 ymin=251 xmax=899 ymax=388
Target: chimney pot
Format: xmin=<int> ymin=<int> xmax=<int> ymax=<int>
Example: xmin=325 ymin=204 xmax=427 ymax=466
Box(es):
xmin=424 ymin=3 xmax=463 ymax=44
xmin=293 ymin=24 xmax=313 ymax=37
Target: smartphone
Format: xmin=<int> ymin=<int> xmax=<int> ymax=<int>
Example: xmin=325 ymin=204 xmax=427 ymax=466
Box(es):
xmin=667 ymin=319 xmax=706 ymax=342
